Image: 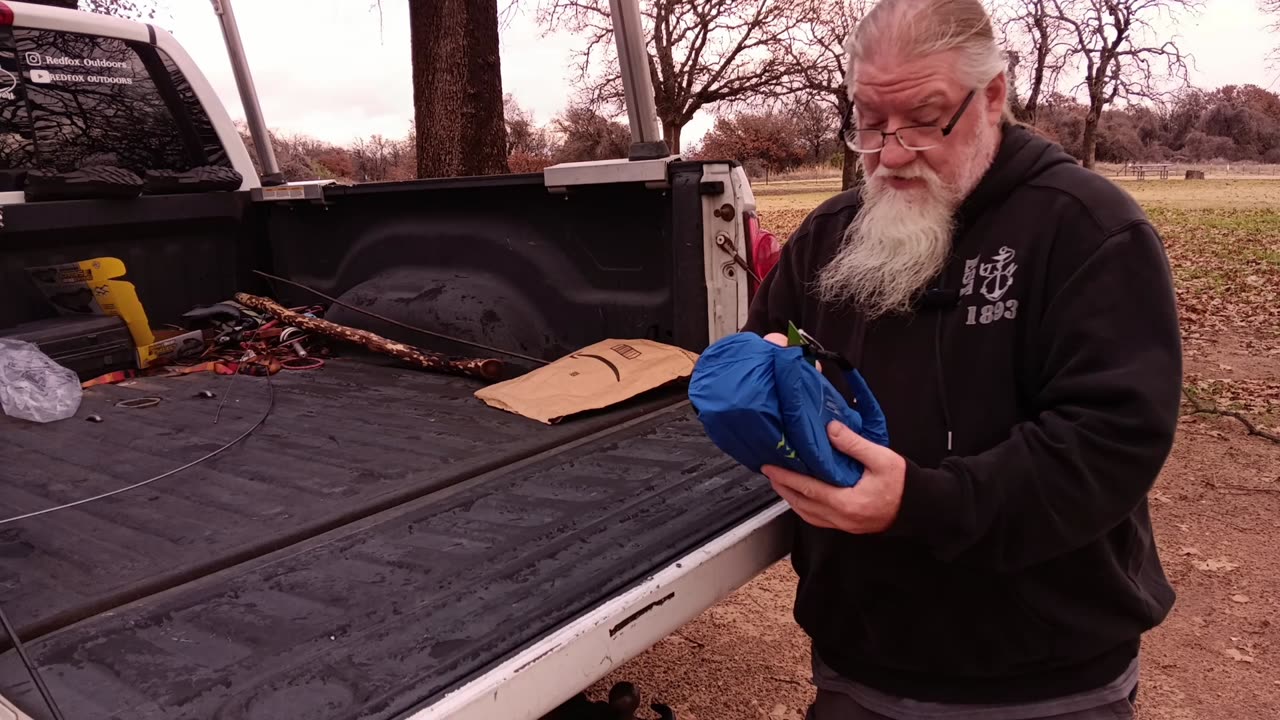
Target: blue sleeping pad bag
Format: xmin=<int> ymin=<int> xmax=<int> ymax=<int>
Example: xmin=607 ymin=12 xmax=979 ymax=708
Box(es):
xmin=687 ymin=332 xmax=889 ymax=487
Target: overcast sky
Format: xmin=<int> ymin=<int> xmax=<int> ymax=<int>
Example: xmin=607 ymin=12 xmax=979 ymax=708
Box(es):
xmin=155 ymin=0 xmax=1279 ymax=149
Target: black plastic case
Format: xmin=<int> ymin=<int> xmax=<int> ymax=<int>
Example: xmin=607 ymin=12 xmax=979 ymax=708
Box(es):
xmin=0 ymin=315 xmax=137 ymax=380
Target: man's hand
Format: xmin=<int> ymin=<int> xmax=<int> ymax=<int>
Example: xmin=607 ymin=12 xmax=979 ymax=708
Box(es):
xmin=762 ymin=332 xmax=789 ymax=346
xmin=762 ymin=421 xmax=906 ymax=533
xmin=759 ymin=330 xmax=903 ymax=533
xmin=763 ymin=331 xmax=821 ymax=371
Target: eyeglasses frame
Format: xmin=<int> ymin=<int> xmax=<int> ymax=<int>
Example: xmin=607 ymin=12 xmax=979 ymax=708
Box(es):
xmin=839 ymin=89 xmax=977 ymax=154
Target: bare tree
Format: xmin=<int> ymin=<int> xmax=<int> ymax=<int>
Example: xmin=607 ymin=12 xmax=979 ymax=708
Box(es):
xmin=350 ymin=132 xmax=417 ymax=182
xmin=79 ymin=0 xmax=156 ymax=18
xmin=504 ymin=94 xmax=557 ymax=157
xmin=696 ymin=110 xmax=806 ymax=182
xmin=1048 ymin=0 xmax=1200 ymax=169
xmin=552 ymin=105 xmax=631 ymax=162
xmin=1264 ymin=0 xmax=1280 ymax=64
xmin=409 ymin=0 xmax=510 ymax=178
xmin=236 ymin=123 xmax=332 ymax=181
xmin=535 ymin=0 xmax=806 ymax=153
xmin=779 ymin=0 xmax=867 ymax=190
xmin=22 ymin=0 xmax=156 ymax=17
xmin=996 ymin=0 xmax=1071 ymax=125
xmin=787 ymin=97 xmax=837 ymax=164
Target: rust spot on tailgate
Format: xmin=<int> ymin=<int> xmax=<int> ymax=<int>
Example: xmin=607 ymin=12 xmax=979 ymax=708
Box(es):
xmin=609 ymin=592 xmax=675 ymax=637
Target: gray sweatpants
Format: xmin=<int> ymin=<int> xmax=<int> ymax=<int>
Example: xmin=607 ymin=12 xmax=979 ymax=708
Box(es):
xmin=805 ymin=651 xmax=1139 ymax=720
xmin=806 ymin=692 xmax=1136 ymax=720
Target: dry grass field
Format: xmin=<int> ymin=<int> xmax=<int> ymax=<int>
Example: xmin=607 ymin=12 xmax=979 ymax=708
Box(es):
xmin=587 ymin=175 xmax=1280 ymax=719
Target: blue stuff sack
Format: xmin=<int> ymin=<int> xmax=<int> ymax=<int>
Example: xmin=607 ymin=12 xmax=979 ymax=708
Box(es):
xmin=688 ymin=332 xmax=889 ymax=487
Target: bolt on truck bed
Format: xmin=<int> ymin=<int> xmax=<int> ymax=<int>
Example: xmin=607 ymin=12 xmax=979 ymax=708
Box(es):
xmin=0 ymin=356 xmax=788 ymax=720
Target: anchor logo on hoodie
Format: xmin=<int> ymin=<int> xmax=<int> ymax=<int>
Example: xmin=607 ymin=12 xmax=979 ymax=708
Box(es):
xmin=979 ymin=246 xmax=1018 ymax=302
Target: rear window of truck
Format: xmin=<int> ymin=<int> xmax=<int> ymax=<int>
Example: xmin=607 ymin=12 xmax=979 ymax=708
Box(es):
xmin=0 ymin=25 xmax=229 ymax=179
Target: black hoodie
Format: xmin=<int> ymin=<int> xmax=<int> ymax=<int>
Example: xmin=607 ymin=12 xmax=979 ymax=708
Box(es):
xmin=742 ymin=123 xmax=1182 ymax=703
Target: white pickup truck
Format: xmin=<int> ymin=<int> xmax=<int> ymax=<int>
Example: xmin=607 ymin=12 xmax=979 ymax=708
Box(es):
xmin=0 ymin=1 xmax=791 ymax=719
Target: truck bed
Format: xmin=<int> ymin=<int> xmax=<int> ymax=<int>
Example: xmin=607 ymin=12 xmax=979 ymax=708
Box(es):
xmin=0 ymin=357 xmax=774 ymax=719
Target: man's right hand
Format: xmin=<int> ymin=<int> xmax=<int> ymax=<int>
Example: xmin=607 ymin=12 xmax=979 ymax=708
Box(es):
xmin=762 ymin=332 xmax=821 ymax=371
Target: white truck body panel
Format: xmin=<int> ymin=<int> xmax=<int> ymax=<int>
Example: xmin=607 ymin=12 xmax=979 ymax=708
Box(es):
xmin=406 ymin=502 xmax=792 ymax=720
xmin=543 ymin=156 xmax=674 ymax=189
xmin=700 ymin=163 xmax=758 ymax=341
xmin=151 ymin=24 xmax=260 ymax=191
xmin=8 ymin=0 xmax=147 ymax=42
xmin=0 ymin=693 xmax=33 ymax=720
xmin=3 ymin=1 xmax=265 ymax=200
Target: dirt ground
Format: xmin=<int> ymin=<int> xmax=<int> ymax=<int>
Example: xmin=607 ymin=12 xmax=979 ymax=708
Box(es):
xmin=587 ymin=178 xmax=1280 ymax=719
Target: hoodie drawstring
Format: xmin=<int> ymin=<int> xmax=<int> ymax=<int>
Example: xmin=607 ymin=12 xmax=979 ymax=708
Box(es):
xmin=934 ymin=308 xmax=954 ymax=453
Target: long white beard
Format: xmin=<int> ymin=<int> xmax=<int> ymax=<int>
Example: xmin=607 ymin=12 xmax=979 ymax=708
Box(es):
xmin=816 ymin=121 xmax=999 ymax=318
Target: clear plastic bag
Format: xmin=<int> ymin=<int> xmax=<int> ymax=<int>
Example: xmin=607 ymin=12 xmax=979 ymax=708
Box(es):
xmin=0 ymin=338 xmax=83 ymax=423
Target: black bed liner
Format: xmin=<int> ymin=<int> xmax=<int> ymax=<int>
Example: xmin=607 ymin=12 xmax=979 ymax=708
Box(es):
xmin=0 ymin=358 xmax=772 ymax=719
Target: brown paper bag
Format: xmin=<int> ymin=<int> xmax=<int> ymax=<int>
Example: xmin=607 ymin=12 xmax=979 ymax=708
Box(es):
xmin=474 ymin=338 xmax=699 ymax=424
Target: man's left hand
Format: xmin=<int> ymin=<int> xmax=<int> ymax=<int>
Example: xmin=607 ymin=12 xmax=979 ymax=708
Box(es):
xmin=762 ymin=420 xmax=907 ymax=533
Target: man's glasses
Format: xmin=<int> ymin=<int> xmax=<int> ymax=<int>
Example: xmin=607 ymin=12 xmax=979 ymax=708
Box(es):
xmin=840 ymin=89 xmax=976 ymax=153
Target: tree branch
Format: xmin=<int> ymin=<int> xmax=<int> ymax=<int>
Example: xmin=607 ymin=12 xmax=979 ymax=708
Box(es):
xmin=1182 ymin=387 xmax=1280 ymax=445
xmin=536 ymin=0 xmax=813 ymax=151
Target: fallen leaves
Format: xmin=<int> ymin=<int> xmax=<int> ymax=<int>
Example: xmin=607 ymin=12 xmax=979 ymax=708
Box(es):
xmin=1194 ymin=558 xmax=1240 ymax=572
xmin=1184 ymin=376 xmax=1280 ymax=422
xmin=1152 ymin=207 xmax=1280 ymax=354
xmin=1224 ymin=648 xmax=1256 ymax=663
xmin=768 ymin=705 xmax=805 ymax=720
xmin=757 ymin=208 xmax=818 ymax=244
xmin=1223 ymin=634 xmax=1259 ymax=664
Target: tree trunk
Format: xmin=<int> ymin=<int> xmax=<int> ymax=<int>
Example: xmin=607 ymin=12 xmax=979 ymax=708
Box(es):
xmin=836 ymin=93 xmax=862 ymax=191
xmin=663 ymin=121 xmax=682 ymax=154
xmin=409 ymin=0 xmax=509 ymax=178
xmin=1005 ymin=51 xmax=1025 ymax=121
xmin=840 ymin=145 xmax=863 ymax=191
xmin=1081 ymin=109 xmax=1101 ymax=169
xmin=1024 ymin=54 xmax=1044 ymax=125
xmin=1023 ymin=98 xmax=1039 ymax=126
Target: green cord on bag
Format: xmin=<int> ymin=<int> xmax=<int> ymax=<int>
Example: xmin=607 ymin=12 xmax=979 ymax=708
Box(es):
xmin=785 ymin=321 xmax=852 ymax=372
xmin=786 ymin=321 xmax=819 ymax=368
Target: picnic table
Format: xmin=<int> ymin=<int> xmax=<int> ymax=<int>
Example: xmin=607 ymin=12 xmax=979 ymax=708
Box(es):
xmin=1122 ymin=163 xmax=1172 ymax=180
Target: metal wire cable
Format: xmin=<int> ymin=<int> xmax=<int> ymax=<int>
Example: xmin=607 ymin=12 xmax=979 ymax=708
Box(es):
xmin=0 ymin=378 xmax=275 ymax=527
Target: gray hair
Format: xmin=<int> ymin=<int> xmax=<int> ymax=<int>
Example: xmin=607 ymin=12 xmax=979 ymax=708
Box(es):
xmin=845 ymin=0 xmax=1014 ymax=121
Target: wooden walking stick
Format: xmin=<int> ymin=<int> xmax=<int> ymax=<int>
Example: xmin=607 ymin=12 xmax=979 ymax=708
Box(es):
xmin=234 ymin=292 xmax=504 ymax=381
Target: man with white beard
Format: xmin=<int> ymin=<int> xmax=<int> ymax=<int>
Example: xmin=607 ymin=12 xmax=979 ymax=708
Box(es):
xmin=740 ymin=0 xmax=1182 ymax=718
xmin=815 ymin=102 xmax=999 ymax=319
